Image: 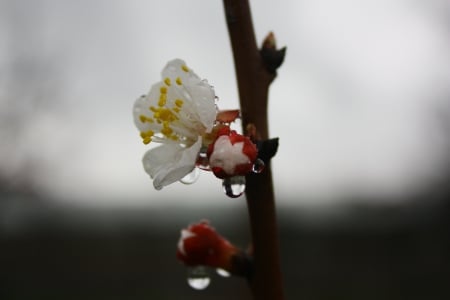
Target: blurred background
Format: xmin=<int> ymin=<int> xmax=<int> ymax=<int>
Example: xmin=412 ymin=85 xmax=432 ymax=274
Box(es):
xmin=1 ymin=0 xmax=449 ymax=299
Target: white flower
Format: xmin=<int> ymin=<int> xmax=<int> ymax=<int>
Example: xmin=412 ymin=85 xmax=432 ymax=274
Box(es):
xmin=133 ymin=59 xmax=217 ymax=189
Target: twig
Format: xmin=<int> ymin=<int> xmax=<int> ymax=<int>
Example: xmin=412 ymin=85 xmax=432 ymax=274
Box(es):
xmin=223 ymin=0 xmax=285 ymax=299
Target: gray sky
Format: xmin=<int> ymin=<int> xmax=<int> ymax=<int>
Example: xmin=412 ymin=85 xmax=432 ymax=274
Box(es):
xmin=1 ymin=0 xmax=449 ymax=207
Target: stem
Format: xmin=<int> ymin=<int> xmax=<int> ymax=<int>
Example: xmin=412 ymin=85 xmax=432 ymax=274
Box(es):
xmin=223 ymin=1 xmax=284 ymax=299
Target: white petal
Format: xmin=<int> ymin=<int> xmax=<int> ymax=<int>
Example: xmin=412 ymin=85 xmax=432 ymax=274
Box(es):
xmin=142 ymin=138 xmax=202 ymax=189
xmin=133 ymin=95 xmax=151 ymax=132
xmin=209 ymin=136 xmax=251 ymax=175
xmin=162 ymin=59 xmax=200 ymax=83
xmin=132 ymin=82 xmax=163 ymax=132
xmin=162 ymin=59 xmax=216 ymax=132
xmin=188 ymin=81 xmax=217 ymax=132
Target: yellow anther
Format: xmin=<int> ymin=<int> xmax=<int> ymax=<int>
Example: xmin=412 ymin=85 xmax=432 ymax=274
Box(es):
xmin=158 ymin=94 xmax=167 ymax=107
xmin=164 ymin=77 xmax=171 ymax=86
xmin=173 ymin=107 xmax=180 ymax=113
xmin=176 ymin=77 xmax=182 ymax=85
xmin=140 ymin=130 xmax=154 ymax=138
xmin=181 ymin=65 xmax=189 ymax=72
xmin=160 ymin=86 xmax=168 ymax=94
xmin=158 ymin=108 xmax=175 ymax=121
xmin=139 ymin=115 xmax=154 ymax=123
xmin=170 ymin=135 xmax=179 ymax=141
xmin=161 ymin=126 xmax=173 ymax=136
xmin=150 ymin=106 xmax=158 ymax=113
xmin=175 ymin=99 xmax=184 ymax=107
xmin=143 ymin=137 xmax=152 ymax=144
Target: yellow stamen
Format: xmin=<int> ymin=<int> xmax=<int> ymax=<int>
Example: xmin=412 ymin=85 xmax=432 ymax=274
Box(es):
xmin=139 ymin=115 xmax=154 ymax=123
xmin=176 ymin=77 xmax=182 ymax=85
xmin=143 ymin=137 xmax=152 ymax=144
xmin=175 ymin=99 xmax=184 ymax=107
xmin=161 ymin=125 xmax=173 ymax=136
xmin=160 ymin=86 xmax=168 ymax=94
xmin=181 ymin=65 xmax=189 ymax=72
xmin=158 ymin=94 xmax=167 ymax=107
xmin=164 ymin=77 xmax=171 ymax=86
xmin=157 ymin=108 xmax=177 ymax=122
xmin=140 ymin=130 xmax=154 ymax=138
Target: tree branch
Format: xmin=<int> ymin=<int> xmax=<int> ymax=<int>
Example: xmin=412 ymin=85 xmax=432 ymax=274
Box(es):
xmin=223 ymin=0 xmax=285 ymax=299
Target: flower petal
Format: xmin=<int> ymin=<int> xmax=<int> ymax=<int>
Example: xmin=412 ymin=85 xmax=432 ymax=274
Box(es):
xmin=188 ymin=80 xmax=216 ymax=132
xmin=142 ymin=138 xmax=202 ymax=189
xmin=162 ymin=59 xmax=216 ymax=132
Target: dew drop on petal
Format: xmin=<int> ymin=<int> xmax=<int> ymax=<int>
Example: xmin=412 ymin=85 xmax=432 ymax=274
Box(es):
xmin=216 ymin=268 xmax=231 ymax=277
xmin=222 ymin=176 xmax=246 ymax=198
xmin=252 ymin=158 xmax=265 ymax=173
xmin=187 ymin=266 xmax=211 ymax=290
xmin=180 ymin=168 xmax=200 ymax=185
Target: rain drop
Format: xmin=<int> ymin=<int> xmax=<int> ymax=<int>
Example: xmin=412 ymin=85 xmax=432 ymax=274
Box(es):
xmin=196 ymin=147 xmax=210 ymax=170
xmin=216 ymin=268 xmax=231 ymax=277
xmin=252 ymin=158 xmax=265 ymax=173
xmin=222 ymin=176 xmax=246 ymax=198
xmin=180 ymin=168 xmax=200 ymax=185
xmin=187 ymin=266 xmax=211 ymax=290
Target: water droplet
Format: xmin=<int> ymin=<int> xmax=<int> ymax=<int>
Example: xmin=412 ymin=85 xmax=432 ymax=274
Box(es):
xmin=187 ymin=266 xmax=211 ymax=290
xmin=180 ymin=168 xmax=200 ymax=185
xmin=216 ymin=268 xmax=231 ymax=277
xmin=196 ymin=147 xmax=210 ymax=170
xmin=252 ymin=158 xmax=265 ymax=173
xmin=222 ymin=176 xmax=246 ymax=198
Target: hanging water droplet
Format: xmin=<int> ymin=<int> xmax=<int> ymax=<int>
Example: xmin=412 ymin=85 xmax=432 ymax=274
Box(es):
xmin=154 ymin=184 xmax=163 ymax=191
xmin=187 ymin=266 xmax=211 ymax=290
xmin=196 ymin=147 xmax=210 ymax=170
xmin=222 ymin=176 xmax=246 ymax=198
xmin=252 ymin=158 xmax=265 ymax=173
xmin=180 ymin=168 xmax=200 ymax=185
xmin=216 ymin=268 xmax=231 ymax=277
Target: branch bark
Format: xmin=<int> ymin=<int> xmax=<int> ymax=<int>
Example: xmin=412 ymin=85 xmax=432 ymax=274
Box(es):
xmin=223 ymin=0 xmax=284 ymax=299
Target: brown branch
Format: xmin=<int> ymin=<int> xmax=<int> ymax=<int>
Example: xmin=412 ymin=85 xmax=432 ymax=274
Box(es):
xmin=223 ymin=0 xmax=285 ymax=299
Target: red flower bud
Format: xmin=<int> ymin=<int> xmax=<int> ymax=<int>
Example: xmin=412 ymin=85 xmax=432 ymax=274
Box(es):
xmin=177 ymin=221 xmax=238 ymax=270
xmin=207 ymin=127 xmax=258 ymax=179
